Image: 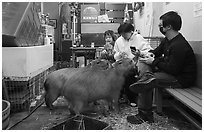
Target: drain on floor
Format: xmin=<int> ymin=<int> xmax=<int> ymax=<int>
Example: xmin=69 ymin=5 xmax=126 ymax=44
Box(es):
xmin=50 ymin=115 xmax=112 ymax=130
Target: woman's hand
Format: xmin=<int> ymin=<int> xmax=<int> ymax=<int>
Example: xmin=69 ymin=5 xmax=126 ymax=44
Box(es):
xmin=119 ymin=52 xmax=128 ymax=59
xmin=131 ymin=49 xmax=140 ymax=58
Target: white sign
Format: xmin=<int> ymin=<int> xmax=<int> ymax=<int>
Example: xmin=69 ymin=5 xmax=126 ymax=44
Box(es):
xmin=193 ymin=3 xmax=202 ymax=17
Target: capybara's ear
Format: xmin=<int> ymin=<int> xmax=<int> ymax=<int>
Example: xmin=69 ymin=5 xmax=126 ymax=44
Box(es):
xmin=89 ymin=59 xmax=99 ymax=67
xmin=87 ymin=62 xmax=92 ymax=67
xmin=113 ymin=59 xmax=123 ymax=67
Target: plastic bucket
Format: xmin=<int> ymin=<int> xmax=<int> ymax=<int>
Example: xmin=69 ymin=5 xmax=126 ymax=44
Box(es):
xmin=2 ymin=100 xmax=10 ymax=130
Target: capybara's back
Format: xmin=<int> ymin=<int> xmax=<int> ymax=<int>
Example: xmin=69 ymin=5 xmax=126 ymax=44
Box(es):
xmin=44 ymin=59 xmax=110 ymax=109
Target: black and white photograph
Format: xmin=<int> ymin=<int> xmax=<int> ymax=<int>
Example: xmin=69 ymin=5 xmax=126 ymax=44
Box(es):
xmin=2 ymin=1 xmax=202 ymax=130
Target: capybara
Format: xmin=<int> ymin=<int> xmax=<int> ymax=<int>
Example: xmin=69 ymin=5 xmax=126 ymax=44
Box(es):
xmin=44 ymin=59 xmax=110 ymax=109
xmin=62 ymin=58 xmax=135 ymax=115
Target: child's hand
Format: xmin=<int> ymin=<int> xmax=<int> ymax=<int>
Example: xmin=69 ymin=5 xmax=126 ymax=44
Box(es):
xmin=104 ymin=43 xmax=113 ymax=50
xmin=101 ymin=50 xmax=107 ymax=54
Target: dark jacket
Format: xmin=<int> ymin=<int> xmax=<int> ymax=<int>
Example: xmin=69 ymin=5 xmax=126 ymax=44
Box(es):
xmin=150 ymin=33 xmax=197 ymax=87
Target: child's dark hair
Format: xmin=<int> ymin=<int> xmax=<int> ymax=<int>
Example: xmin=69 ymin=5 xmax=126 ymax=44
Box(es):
xmin=160 ymin=11 xmax=182 ymax=31
xmin=118 ymin=23 xmax=134 ymax=34
xmin=104 ymin=30 xmax=117 ymax=41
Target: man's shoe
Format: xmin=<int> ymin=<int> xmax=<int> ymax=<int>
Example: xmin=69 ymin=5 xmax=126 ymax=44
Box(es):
xmin=129 ymin=72 xmax=156 ymax=93
xmin=127 ymin=111 xmax=154 ymax=124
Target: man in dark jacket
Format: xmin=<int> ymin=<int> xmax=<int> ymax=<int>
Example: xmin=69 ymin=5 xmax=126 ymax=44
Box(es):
xmin=127 ymin=11 xmax=197 ymax=124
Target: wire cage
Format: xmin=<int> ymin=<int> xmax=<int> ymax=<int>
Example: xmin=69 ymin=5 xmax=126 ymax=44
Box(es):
xmin=144 ymin=37 xmax=164 ymax=49
xmin=3 ymin=66 xmax=56 ymax=113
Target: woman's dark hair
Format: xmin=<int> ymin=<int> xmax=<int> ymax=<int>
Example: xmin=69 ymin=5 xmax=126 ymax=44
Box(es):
xmin=117 ymin=23 xmax=134 ymax=34
xmin=160 ymin=11 xmax=182 ymax=31
xmin=104 ymin=30 xmax=117 ymax=41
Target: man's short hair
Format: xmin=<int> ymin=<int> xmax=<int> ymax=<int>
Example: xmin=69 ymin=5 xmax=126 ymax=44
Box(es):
xmin=118 ymin=23 xmax=134 ymax=34
xmin=160 ymin=11 xmax=182 ymax=31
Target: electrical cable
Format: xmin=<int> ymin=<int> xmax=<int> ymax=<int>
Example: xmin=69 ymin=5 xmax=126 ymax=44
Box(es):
xmin=7 ymin=99 xmax=45 ymax=130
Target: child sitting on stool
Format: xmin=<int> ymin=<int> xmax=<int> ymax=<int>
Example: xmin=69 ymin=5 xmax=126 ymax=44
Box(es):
xmin=100 ymin=30 xmax=117 ymax=63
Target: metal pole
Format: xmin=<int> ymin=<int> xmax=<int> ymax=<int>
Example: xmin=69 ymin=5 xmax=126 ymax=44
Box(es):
xmin=73 ymin=12 xmax=76 ymax=45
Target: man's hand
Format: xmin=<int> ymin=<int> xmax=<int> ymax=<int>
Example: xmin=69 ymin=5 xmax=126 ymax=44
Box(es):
xmin=139 ymin=52 xmax=155 ymax=65
xmin=146 ymin=52 xmax=155 ymax=58
xmin=140 ymin=52 xmax=155 ymax=58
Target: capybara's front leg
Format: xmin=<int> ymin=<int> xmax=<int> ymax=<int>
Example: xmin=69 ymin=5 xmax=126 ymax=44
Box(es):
xmin=72 ymin=100 xmax=84 ymax=115
xmin=45 ymin=91 xmax=59 ymax=110
xmin=45 ymin=93 xmax=54 ymax=110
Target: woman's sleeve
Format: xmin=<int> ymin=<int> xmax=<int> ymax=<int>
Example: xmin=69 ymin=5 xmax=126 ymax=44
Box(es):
xmin=136 ymin=34 xmax=153 ymax=55
xmin=113 ymin=41 xmax=121 ymax=61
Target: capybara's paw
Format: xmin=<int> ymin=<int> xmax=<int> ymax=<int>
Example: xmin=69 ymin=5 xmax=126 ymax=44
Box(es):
xmin=46 ymin=104 xmax=54 ymax=110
